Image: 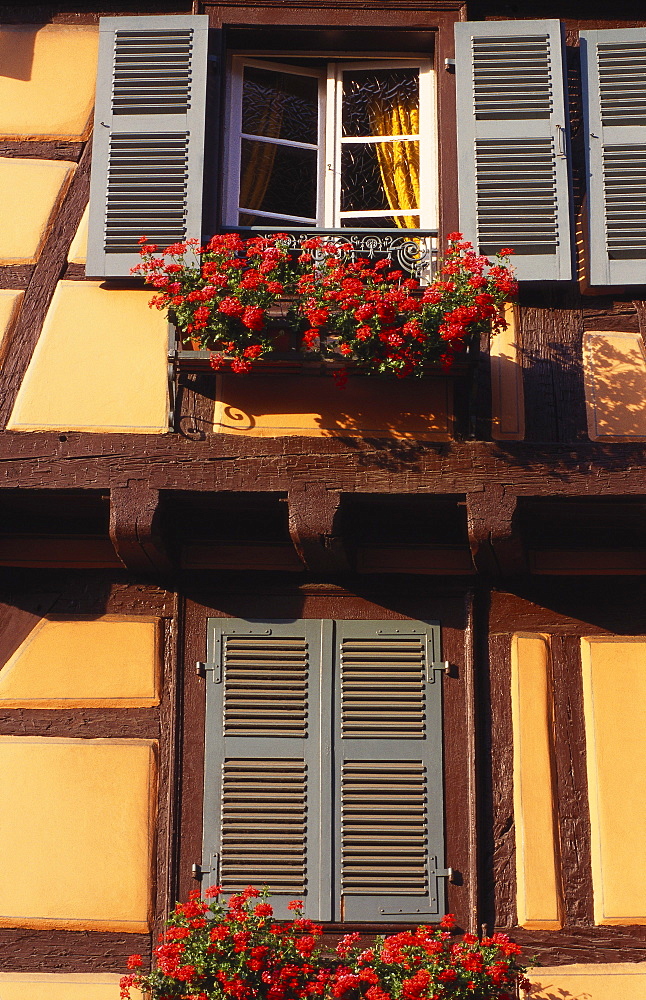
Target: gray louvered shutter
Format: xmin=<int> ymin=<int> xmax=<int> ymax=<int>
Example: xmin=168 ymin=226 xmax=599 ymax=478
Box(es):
xmin=333 ymin=620 xmax=446 ymax=921
xmin=580 ymin=29 xmax=646 ymax=285
xmin=202 ymin=619 xmax=333 ymax=921
xmin=86 ymin=15 xmax=208 ymax=277
xmin=455 ymin=20 xmax=572 ymax=281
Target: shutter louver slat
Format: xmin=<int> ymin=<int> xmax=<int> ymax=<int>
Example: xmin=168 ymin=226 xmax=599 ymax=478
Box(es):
xmin=104 ymin=134 xmax=189 ymax=251
xmin=341 ymin=636 xmax=426 ymax=738
xmin=87 ymin=15 xmax=208 ymax=277
xmin=220 ymin=759 xmax=306 ymax=891
xmin=112 ymin=31 xmax=194 ymax=114
xmin=224 ymin=636 xmax=308 ymax=738
xmin=472 ymin=36 xmax=553 ymax=118
xmin=475 ymin=138 xmax=558 ymax=254
xmin=341 ymin=761 xmax=428 ymax=894
xmin=456 ymin=19 xmax=572 ymax=281
xmin=581 ymin=28 xmax=646 ymax=284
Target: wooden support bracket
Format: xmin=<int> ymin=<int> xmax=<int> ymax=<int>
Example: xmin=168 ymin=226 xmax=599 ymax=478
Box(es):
xmin=109 ymin=484 xmax=172 ymax=575
xmin=466 ymin=488 xmax=527 ymax=576
xmin=288 ymin=486 xmax=350 ymax=575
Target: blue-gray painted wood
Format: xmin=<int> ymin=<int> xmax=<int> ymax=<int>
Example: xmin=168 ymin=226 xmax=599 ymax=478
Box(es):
xmin=581 ymin=28 xmax=646 ymax=286
xmin=333 ymin=620 xmax=445 ymax=922
xmin=202 ymin=619 xmax=332 ymax=920
xmin=455 ymin=19 xmax=573 ymax=281
xmin=86 ymin=15 xmax=209 ymax=277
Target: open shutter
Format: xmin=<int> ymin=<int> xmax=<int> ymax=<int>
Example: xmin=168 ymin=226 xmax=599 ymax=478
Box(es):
xmin=86 ymin=15 xmax=208 ymax=278
xmin=580 ymin=28 xmax=646 ymax=285
xmin=202 ymin=619 xmax=332 ymax=921
xmin=455 ymin=19 xmax=572 ymax=281
xmin=333 ymin=620 xmax=445 ymax=921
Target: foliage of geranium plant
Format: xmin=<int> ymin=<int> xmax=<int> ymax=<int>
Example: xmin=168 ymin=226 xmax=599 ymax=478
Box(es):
xmin=329 ymin=915 xmax=530 ymax=1000
xmin=119 ymin=888 xmax=529 ymax=1000
xmin=133 ymin=232 xmax=516 ymax=377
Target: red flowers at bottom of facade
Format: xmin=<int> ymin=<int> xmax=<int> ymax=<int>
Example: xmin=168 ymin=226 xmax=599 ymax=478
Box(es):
xmin=120 ymin=889 xmax=529 ymax=1000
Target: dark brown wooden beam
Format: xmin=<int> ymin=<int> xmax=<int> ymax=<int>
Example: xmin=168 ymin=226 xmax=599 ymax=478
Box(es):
xmin=109 ymin=485 xmax=172 ymax=575
xmin=0 ymin=929 xmax=150 ymax=972
xmin=466 ymin=489 xmax=527 ymax=576
xmin=2 ymin=436 xmax=646 ymax=497
xmin=0 ymin=265 xmax=35 ymax=290
xmin=0 ymin=141 xmax=83 ymax=161
xmin=0 ymin=708 xmax=160 ymax=739
xmin=288 ymin=486 xmax=350 ymax=574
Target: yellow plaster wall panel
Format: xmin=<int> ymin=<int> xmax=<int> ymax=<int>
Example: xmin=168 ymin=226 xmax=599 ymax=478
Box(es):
xmin=0 ymin=24 xmax=98 ymax=140
xmin=0 ymin=615 xmax=161 ymax=708
xmin=7 ymin=281 xmax=169 ymax=433
xmin=68 ymin=203 xmax=88 ymax=264
xmin=214 ymin=374 xmax=452 ymax=439
xmin=581 ymin=637 xmax=646 ymax=924
xmin=0 ymin=736 xmax=156 ymax=931
xmin=0 ymin=974 xmax=144 ymax=1000
xmin=0 ymin=158 xmax=75 ymax=265
xmin=511 ymin=634 xmax=561 ymax=928
xmin=0 ymin=289 xmax=24 ymax=364
xmin=583 ymin=331 xmax=646 ymax=441
xmin=528 ymin=963 xmax=646 ymax=1000
xmin=491 ymin=303 xmax=525 ymax=441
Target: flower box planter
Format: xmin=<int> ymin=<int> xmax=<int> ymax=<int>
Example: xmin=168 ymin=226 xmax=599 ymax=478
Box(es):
xmin=140 ymin=233 xmax=516 ymax=378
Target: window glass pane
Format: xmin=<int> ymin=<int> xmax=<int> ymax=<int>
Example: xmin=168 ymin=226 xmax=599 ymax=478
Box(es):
xmin=341 ymin=140 xmax=419 ymax=214
xmin=239 ymin=139 xmax=318 ymax=222
xmin=341 ymin=68 xmax=419 ymax=138
xmin=242 ymin=66 xmax=319 ymax=145
xmin=340 ymin=215 xmax=419 ymax=229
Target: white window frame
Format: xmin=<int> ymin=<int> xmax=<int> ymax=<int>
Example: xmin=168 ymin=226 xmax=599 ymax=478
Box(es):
xmin=224 ymin=54 xmax=437 ymax=230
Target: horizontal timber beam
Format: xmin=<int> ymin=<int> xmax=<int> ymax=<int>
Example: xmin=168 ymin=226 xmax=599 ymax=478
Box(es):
xmin=1 ymin=435 xmax=646 ymax=496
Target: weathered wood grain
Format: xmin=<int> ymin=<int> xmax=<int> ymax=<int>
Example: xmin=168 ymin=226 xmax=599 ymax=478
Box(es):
xmin=0 ymin=929 xmax=150 ymax=971
xmin=0 ymin=266 xmax=35 ymax=290
xmin=1 ymin=436 xmax=646 ymax=496
xmin=549 ymin=635 xmax=594 ymax=926
xmin=0 ymin=708 xmax=160 ymax=738
xmin=0 ymin=141 xmax=83 ymax=161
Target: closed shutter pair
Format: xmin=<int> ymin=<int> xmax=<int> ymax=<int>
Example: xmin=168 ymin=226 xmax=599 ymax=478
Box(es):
xmin=201 ymin=618 xmax=445 ymax=922
xmin=87 ymin=16 xmax=646 ymax=287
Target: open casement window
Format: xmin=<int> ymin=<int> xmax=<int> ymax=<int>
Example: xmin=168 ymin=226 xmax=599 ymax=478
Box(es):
xmin=580 ymin=28 xmax=646 ymax=286
xmin=201 ymin=618 xmax=446 ymax=922
xmin=455 ymin=19 xmax=573 ymax=281
xmin=86 ymin=15 xmax=209 ymax=278
xmin=223 ymin=57 xmax=437 ymax=232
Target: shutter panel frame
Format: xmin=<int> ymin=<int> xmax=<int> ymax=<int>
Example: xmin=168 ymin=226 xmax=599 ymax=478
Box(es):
xmin=202 ymin=618 xmax=333 ymax=921
xmin=333 ymin=619 xmax=446 ymax=922
xmin=455 ymin=19 xmax=573 ymax=281
xmin=86 ymin=15 xmax=209 ymax=278
xmin=580 ymin=28 xmax=646 ymax=286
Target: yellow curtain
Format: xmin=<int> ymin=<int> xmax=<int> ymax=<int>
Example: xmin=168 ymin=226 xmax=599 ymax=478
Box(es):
xmin=239 ymin=80 xmax=285 ymax=225
xmin=368 ymin=97 xmax=420 ymax=229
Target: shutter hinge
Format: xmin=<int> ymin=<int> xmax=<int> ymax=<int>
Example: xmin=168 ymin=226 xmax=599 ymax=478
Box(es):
xmin=428 ymin=660 xmax=453 ymax=680
xmin=444 ymin=57 xmax=455 ymax=72
xmin=193 ymin=853 xmax=220 ymax=881
xmin=430 ymin=858 xmax=457 ymax=883
xmin=197 ymin=661 xmax=221 ymax=682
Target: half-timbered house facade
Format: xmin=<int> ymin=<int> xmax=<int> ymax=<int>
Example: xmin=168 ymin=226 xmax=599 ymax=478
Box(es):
xmin=0 ymin=2 xmax=645 ymax=999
